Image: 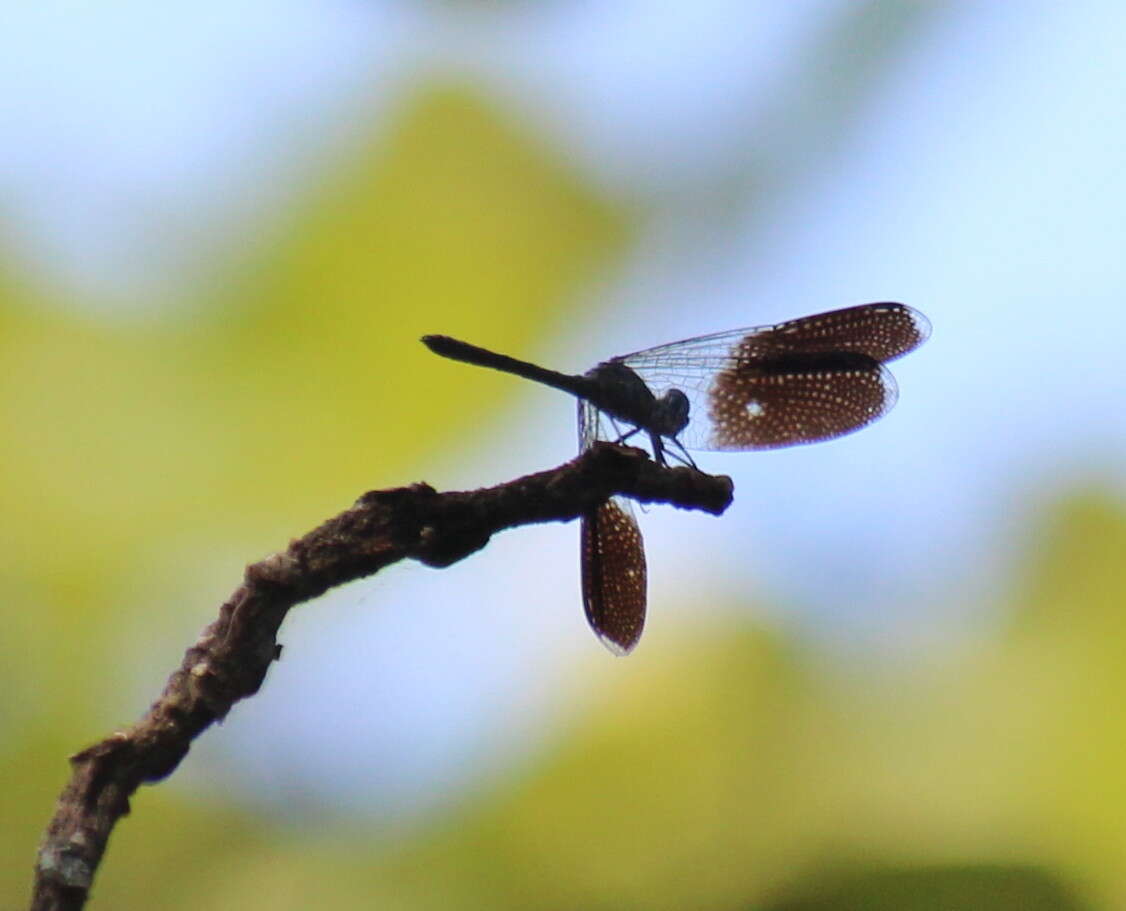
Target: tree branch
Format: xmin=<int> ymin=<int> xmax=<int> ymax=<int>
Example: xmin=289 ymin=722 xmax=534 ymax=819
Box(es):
xmin=29 ymin=442 xmax=733 ymax=910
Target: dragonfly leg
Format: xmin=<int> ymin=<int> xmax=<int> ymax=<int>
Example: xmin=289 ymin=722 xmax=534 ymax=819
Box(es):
xmin=610 ymin=421 xmax=666 ymax=465
xmin=666 ymin=436 xmax=697 ymax=469
xmin=605 ymin=419 xmax=656 ymax=459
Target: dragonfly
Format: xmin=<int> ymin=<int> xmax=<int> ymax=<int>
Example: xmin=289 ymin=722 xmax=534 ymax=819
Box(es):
xmin=422 ymin=302 xmax=930 ymax=655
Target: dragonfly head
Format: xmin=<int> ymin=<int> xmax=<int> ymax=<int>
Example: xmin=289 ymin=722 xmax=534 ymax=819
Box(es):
xmin=653 ymin=388 xmax=690 ymax=437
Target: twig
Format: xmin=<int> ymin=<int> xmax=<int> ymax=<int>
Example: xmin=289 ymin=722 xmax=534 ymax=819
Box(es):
xmin=29 ymin=442 xmax=733 ymax=910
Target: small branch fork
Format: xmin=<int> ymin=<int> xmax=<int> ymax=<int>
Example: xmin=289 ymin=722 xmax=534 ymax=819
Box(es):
xmin=29 ymin=443 xmax=733 ymax=911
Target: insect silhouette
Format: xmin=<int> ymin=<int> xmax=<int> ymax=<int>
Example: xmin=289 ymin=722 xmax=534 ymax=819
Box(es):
xmin=423 ymin=302 xmax=930 ymax=654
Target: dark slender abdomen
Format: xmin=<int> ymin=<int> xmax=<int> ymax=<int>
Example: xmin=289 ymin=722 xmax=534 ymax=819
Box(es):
xmin=422 ymin=335 xmax=592 ymax=399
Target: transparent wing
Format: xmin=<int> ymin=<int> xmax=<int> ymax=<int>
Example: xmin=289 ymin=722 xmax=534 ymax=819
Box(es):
xmin=616 ymin=303 xmax=925 ymax=452
xmin=577 ymin=399 xmax=647 ymax=655
xmin=578 ymin=397 xmax=604 ymax=452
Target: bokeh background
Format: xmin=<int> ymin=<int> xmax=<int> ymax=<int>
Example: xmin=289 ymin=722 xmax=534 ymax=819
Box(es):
xmin=5 ymin=2 xmax=1126 ymax=908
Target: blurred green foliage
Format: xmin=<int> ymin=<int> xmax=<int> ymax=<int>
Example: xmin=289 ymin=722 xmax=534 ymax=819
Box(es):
xmin=761 ymin=864 xmax=1091 ymax=910
xmin=5 ymin=75 xmax=1126 ymax=911
xmin=348 ymin=493 xmax=1124 ymax=910
xmin=22 ymin=488 xmax=1121 ymax=910
xmin=1 ymin=84 xmax=625 ymax=904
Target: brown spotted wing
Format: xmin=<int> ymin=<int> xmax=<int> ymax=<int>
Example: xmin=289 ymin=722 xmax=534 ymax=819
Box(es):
xmin=578 ymin=400 xmax=648 ymax=655
xmin=614 ymin=302 xmax=930 ymax=454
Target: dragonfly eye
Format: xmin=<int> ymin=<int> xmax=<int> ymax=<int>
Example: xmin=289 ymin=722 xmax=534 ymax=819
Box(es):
xmin=655 ymin=388 xmax=690 ymax=436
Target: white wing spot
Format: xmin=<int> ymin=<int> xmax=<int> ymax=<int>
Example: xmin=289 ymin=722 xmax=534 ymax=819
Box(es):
xmin=746 ymin=400 xmax=764 ymax=418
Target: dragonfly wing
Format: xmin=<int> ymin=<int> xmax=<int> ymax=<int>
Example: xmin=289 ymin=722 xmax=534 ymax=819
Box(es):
xmin=581 ymin=498 xmax=647 ymax=656
xmin=619 ymin=303 xmax=925 ymax=452
xmin=705 ymin=351 xmax=897 ymax=449
xmin=620 ymin=303 xmax=930 ymax=367
xmin=577 ymin=398 xmax=648 ymax=654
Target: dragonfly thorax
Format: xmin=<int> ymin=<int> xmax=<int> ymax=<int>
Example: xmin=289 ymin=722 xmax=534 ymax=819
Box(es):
xmin=584 ymin=361 xmax=689 ymax=439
